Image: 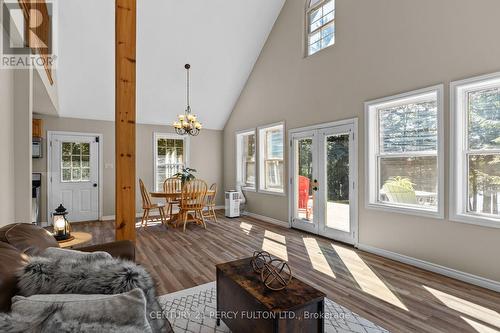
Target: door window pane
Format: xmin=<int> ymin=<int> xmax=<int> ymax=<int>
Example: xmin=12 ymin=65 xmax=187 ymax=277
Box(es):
xmin=295 ymin=138 xmax=314 ymax=222
xmin=468 ymin=154 xmax=500 ymax=216
xmin=326 ymin=134 xmax=350 ymax=231
xmin=379 ymin=156 xmax=438 ymax=208
xmin=61 ymin=142 xmax=91 ymax=182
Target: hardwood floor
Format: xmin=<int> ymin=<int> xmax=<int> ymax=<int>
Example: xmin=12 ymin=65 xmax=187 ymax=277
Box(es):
xmin=72 ymin=213 xmax=500 ymax=333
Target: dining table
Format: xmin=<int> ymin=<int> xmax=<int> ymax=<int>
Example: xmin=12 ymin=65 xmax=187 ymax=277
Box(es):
xmin=150 ymin=189 xmax=216 ymax=226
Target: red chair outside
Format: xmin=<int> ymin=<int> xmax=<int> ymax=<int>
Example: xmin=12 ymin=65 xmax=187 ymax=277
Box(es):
xmin=298 ymin=176 xmax=312 ymax=220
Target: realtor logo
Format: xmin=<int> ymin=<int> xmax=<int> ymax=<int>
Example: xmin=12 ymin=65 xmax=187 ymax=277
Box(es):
xmin=1 ymin=0 xmax=56 ymax=69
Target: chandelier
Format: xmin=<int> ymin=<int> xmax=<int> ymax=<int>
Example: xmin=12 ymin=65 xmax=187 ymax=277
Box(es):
xmin=173 ymin=64 xmax=202 ymax=136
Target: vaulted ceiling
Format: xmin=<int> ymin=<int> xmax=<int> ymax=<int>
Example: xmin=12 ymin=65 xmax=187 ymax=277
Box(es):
xmin=56 ymin=0 xmax=285 ymax=130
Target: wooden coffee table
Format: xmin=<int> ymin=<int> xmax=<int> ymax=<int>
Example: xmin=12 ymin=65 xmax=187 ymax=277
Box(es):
xmin=58 ymin=232 xmax=92 ymax=249
xmin=216 ymin=257 xmax=325 ymax=333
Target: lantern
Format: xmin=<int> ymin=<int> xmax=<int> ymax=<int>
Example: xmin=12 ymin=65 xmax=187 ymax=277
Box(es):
xmin=52 ymin=204 xmax=71 ymax=241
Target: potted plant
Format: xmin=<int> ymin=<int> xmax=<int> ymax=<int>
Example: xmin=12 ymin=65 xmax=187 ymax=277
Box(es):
xmin=173 ymin=167 xmax=197 ymax=185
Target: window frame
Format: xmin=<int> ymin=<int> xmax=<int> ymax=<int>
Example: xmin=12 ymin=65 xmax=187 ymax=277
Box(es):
xmin=450 ymin=72 xmax=500 ymax=228
xmin=153 ymin=132 xmax=190 ymax=192
xmin=236 ymin=128 xmax=257 ymax=192
xmin=258 ymin=122 xmax=286 ymax=196
xmin=365 ymin=85 xmax=445 ymax=218
xmin=305 ymin=0 xmax=335 ymax=57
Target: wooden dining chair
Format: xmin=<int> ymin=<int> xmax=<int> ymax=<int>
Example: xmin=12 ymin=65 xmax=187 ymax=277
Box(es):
xmin=139 ymin=179 xmax=166 ymax=227
xmin=179 ymin=179 xmax=208 ymax=232
xmin=203 ymin=183 xmax=218 ymax=222
xmin=163 ymin=177 xmax=182 ymax=220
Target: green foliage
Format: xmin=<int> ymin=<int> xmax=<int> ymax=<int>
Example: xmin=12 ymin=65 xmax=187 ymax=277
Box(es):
xmin=379 ymin=101 xmax=438 ymax=153
xmin=384 ymin=176 xmax=415 ymax=191
xmin=173 ymin=167 xmax=197 ymax=184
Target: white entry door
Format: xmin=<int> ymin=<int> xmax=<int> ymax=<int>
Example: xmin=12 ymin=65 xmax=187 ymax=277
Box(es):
xmin=290 ymin=120 xmax=357 ymax=245
xmin=49 ymin=133 xmax=100 ymax=222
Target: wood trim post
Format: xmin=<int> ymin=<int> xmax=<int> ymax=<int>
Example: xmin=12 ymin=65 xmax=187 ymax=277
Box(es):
xmin=115 ymin=0 xmax=136 ymax=241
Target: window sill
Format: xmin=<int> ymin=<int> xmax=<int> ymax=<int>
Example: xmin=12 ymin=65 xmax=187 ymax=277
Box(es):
xmin=366 ymin=202 xmax=443 ymax=219
xmin=258 ymin=188 xmax=286 ymax=197
xmin=241 ymin=187 xmax=256 ymax=192
xmin=450 ymin=213 xmax=500 ymax=229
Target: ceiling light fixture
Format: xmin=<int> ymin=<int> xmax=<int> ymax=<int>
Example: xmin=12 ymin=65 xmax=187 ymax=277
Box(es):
xmin=173 ymin=64 xmax=202 ymax=136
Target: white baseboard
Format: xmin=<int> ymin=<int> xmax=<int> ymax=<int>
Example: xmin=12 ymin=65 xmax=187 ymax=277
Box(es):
xmin=242 ymin=212 xmax=290 ymax=229
xmin=357 ymin=243 xmax=500 ymax=293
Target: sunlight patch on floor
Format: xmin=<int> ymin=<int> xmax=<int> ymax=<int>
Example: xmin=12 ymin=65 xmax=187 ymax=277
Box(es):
xmin=461 ymin=317 xmax=500 ymax=333
xmin=239 ymin=222 xmax=253 ymax=235
xmin=262 ymin=238 xmax=288 ymax=261
xmin=136 ymin=219 xmax=163 ymax=228
xmin=333 ymin=244 xmax=408 ymax=311
xmin=303 ymin=237 xmax=335 ymax=278
xmin=264 ymin=230 xmax=286 ymax=244
xmin=424 ymin=286 xmax=500 ymax=329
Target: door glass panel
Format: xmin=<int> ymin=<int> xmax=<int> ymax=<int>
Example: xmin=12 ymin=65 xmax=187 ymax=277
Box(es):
xmin=325 ymin=134 xmax=350 ymax=232
xmin=295 ymin=138 xmax=314 ymax=222
xmin=61 ymin=142 xmax=91 ymax=182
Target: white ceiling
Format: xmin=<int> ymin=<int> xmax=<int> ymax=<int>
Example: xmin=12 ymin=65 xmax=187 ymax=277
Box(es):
xmin=56 ymin=0 xmax=285 ymax=130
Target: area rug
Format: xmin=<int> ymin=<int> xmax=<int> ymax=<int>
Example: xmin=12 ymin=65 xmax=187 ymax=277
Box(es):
xmin=157 ymin=282 xmax=390 ymax=333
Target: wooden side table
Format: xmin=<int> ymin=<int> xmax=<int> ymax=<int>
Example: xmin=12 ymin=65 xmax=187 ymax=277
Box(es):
xmin=58 ymin=232 xmax=93 ymax=249
xmin=216 ymin=257 xmax=325 ymax=333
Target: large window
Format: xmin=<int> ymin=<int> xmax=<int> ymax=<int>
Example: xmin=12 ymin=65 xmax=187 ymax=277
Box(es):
xmin=365 ymin=85 xmax=444 ymax=217
xmin=154 ymin=133 xmax=189 ymax=191
xmin=306 ymin=0 xmax=335 ymax=56
xmin=451 ymin=73 xmax=500 ymax=227
xmin=259 ymin=123 xmax=285 ymax=194
xmin=236 ymin=130 xmax=256 ymax=190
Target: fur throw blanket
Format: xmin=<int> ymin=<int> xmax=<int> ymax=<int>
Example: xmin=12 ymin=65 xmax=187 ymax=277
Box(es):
xmin=0 ymin=254 xmax=171 ymax=333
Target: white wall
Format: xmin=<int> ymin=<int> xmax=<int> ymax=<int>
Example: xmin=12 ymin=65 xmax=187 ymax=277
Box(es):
xmin=224 ymin=0 xmax=500 ymax=282
xmin=32 ymin=115 xmax=224 ymax=222
xmin=13 ymin=69 xmax=33 ymax=223
xmin=0 ymin=68 xmax=15 ymax=226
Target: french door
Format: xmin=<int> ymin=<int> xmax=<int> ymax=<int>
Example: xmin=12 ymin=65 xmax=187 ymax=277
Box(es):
xmin=290 ymin=120 xmax=357 ymax=245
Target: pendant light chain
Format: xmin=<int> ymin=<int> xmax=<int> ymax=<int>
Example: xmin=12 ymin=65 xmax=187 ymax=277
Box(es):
xmin=186 ymin=65 xmax=190 ymax=113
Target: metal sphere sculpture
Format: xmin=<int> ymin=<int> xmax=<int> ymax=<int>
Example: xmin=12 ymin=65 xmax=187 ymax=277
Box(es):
xmin=251 ymin=251 xmax=293 ymax=291
xmin=251 ymin=251 xmax=272 ymax=273
xmin=260 ymin=259 xmax=293 ymax=291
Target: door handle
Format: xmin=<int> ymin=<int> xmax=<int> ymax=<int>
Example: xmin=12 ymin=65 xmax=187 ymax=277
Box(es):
xmin=312 ymin=179 xmax=319 ymax=191
xmin=93 ymin=183 xmax=98 ymax=188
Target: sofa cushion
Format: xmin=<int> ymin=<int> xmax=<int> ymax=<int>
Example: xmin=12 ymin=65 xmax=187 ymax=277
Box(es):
xmin=0 ymin=242 xmax=29 ymax=312
xmin=18 ymin=255 xmax=170 ymax=332
xmin=0 ymin=223 xmax=59 ymax=256
xmin=2 ymin=288 xmax=153 ymax=332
